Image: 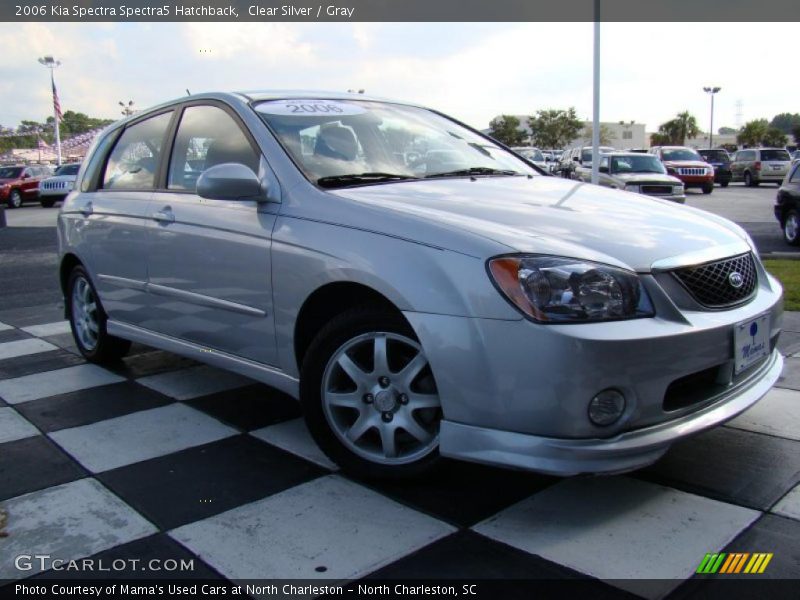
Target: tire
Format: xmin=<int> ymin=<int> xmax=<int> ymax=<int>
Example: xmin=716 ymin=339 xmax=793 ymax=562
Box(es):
xmin=744 ymin=171 xmax=758 ymax=187
xmin=40 ymin=198 xmax=55 ymax=208
xmin=300 ymin=307 xmax=443 ymax=479
xmin=66 ymin=265 xmax=131 ymax=364
xmin=7 ymin=189 xmax=22 ymax=209
xmin=720 ymin=181 xmax=729 ymax=188
xmin=784 ymin=210 xmax=800 ymax=246
xmin=702 ymin=183 xmax=714 ymax=194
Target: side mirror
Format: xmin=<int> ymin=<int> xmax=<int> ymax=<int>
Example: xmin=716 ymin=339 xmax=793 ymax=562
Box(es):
xmin=197 ymin=163 xmax=272 ymax=202
xmin=599 ymin=166 xmax=608 ymax=173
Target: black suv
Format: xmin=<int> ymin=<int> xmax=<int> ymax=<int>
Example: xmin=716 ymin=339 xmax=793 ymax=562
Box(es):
xmin=697 ymin=149 xmax=732 ymax=187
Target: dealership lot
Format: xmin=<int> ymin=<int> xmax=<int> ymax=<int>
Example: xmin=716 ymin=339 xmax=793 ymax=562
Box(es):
xmin=1 ymin=182 xmax=799 ymax=597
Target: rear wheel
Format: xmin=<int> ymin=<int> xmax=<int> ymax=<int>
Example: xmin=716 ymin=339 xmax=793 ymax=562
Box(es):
xmin=8 ymin=190 xmax=22 ymax=209
xmin=784 ymin=210 xmax=800 ymax=246
xmin=40 ymin=198 xmax=55 ymax=208
xmin=720 ymin=181 xmax=729 ymax=188
xmin=744 ymin=171 xmax=758 ymax=187
xmin=300 ymin=307 xmax=442 ymax=479
xmin=66 ymin=266 xmax=131 ymax=364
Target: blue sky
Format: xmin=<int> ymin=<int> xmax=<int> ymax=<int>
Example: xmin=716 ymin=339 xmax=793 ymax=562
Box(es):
xmin=1 ymin=22 xmax=797 ymax=134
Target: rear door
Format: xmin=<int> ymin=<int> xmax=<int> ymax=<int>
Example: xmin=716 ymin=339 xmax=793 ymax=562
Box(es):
xmin=143 ymin=102 xmax=279 ymax=366
xmin=81 ymin=109 xmax=175 ymax=325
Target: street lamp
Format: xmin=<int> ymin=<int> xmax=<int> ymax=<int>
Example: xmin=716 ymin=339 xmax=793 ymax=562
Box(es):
xmin=38 ymin=55 xmax=62 ymax=165
xmin=703 ymin=86 xmax=721 ymax=149
xmin=119 ymin=100 xmax=135 ymax=117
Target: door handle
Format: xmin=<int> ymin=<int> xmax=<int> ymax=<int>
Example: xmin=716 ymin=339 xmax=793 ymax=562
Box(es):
xmin=80 ymin=201 xmax=93 ymax=216
xmin=152 ymin=207 xmax=174 ymax=223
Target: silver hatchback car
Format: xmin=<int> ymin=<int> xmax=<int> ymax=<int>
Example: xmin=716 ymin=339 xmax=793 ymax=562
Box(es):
xmin=58 ymin=92 xmax=783 ymax=478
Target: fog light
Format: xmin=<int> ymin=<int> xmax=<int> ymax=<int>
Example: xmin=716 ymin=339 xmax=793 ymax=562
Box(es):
xmin=588 ymin=389 xmax=626 ymax=426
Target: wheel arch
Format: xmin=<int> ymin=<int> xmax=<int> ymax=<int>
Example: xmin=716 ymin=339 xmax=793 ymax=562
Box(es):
xmin=293 ymin=281 xmax=409 ymax=371
xmin=59 ymin=253 xmax=83 ymax=296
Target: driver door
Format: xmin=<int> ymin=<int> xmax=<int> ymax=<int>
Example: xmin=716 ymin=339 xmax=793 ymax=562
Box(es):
xmin=142 ymin=103 xmax=279 ymax=366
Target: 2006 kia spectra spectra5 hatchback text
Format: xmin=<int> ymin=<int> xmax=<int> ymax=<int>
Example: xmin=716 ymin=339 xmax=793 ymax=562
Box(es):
xmin=57 ymin=92 xmax=784 ymax=478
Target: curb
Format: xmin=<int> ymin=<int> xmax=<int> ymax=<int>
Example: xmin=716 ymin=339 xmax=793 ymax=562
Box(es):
xmin=762 ymin=252 xmax=800 ymax=260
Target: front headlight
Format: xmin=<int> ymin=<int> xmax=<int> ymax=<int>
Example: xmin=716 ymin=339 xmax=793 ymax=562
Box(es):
xmin=488 ymin=255 xmax=655 ymax=323
xmin=624 ymin=183 xmax=639 ymax=193
xmin=674 ymin=184 xmax=685 ymax=195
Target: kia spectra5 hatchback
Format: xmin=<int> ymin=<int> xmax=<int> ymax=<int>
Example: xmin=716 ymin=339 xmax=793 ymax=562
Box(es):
xmin=57 ymin=92 xmax=784 ymax=478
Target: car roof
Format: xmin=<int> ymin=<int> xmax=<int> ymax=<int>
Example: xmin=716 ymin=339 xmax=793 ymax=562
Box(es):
xmin=605 ymin=152 xmax=657 ymax=157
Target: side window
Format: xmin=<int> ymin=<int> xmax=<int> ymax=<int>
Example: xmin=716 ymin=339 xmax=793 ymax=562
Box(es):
xmin=790 ymin=164 xmax=800 ymax=183
xmin=168 ymin=105 xmax=259 ymax=191
xmin=102 ymin=111 xmax=173 ymax=191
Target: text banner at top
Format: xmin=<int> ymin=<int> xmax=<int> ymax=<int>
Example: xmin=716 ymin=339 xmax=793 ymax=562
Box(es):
xmin=4 ymin=0 xmax=800 ymax=22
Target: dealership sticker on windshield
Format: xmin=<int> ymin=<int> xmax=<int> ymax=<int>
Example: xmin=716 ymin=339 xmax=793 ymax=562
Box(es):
xmin=256 ymin=100 xmax=367 ymax=117
xmin=734 ymin=314 xmax=770 ymax=374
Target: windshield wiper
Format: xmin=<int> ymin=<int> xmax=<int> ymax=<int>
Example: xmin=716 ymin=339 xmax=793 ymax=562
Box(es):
xmin=317 ymin=172 xmax=420 ymax=188
xmin=425 ymin=167 xmax=521 ymax=179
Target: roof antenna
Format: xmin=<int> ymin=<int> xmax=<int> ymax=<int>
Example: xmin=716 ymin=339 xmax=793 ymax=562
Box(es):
xmin=186 ymin=89 xmax=191 ymax=96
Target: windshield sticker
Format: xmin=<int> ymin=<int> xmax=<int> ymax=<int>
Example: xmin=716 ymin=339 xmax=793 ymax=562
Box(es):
xmin=257 ymin=100 xmax=367 ymax=117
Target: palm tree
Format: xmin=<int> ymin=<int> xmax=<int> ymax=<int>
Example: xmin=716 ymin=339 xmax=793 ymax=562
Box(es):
xmin=672 ymin=111 xmax=700 ymax=145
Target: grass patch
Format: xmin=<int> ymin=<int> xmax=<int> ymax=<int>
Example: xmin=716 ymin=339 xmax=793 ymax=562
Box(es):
xmin=763 ymin=259 xmax=800 ymax=311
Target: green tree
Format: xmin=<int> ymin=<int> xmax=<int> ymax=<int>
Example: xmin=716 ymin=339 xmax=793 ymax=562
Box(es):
xmin=487 ymin=115 xmax=527 ymax=146
xmin=737 ymin=119 xmax=770 ymax=146
xmin=769 ymin=113 xmax=800 ymax=135
xmin=718 ymin=126 xmax=737 ymax=135
xmin=528 ymin=108 xmax=583 ymax=149
xmin=763 ymin=127 xmax=788 ymax=148
xmin=653 ymin=111 xmax=700 ymax=145
xmin=581 ymin=123 xmax=615 ymax=146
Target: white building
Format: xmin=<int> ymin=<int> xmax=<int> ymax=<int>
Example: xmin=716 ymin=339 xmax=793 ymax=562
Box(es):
xmin=496 ymin=115 xmax=646 ymax=150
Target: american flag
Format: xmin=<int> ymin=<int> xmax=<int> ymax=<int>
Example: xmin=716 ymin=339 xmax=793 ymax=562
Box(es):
xmin=51 ymin=72 xmax=63 ymax=121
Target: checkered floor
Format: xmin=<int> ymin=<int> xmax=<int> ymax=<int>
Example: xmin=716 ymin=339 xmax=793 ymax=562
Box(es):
xmin=1 ymin=304 xmax=799 ymax=598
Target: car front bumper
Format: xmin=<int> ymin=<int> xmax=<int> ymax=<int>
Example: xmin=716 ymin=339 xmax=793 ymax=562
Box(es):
xmin=439 ymin=349 xmax=782 ymax=475
xmin=405 ymin=267 xmax=783 ymax=475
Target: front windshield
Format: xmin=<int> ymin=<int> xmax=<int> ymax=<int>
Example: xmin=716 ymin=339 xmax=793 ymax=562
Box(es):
xmin=255 ymin=99 xmax=536 ymax=187
xmin=520 ymin=148 xmax=545 ymax=162
xmin=662 ymin=148 xmax=701 ymax=161
xmin=55 ymin=164 xmax=80 ymax=176
xmin=0 ymin=167 xmax=23 ymax=179
xmin=581 ymin=147 xmax=614 ymax=163
xmin=610 ymin=155 xmax=666 ymax=174
xmin=699 ymin=150 xmax=729 ymax=163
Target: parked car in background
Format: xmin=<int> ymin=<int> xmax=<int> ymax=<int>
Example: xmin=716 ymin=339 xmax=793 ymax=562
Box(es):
xmin=575 ymin=152 xmax=685 ymax=203
xmin=38 ymin=163 xmax=81 ymax=207
xmin=698 ymin=149 xmax=732 ymax=187
xmin=0 ymin=164 xmax=53 ymax=208
xmin=58 ymin=91 xmax=783 ymax=479
xmin=731 ymin=148 xmax=792 ymax=187
xmin=650 ymin=146 xmax=714 ymax=194
xmin=558 ymin=145 xmax=615 ymax=179
xmin=774 ymin=161 xmax=800 ymax=245
xmin=510 ymin=146 xmax=548 ymax=172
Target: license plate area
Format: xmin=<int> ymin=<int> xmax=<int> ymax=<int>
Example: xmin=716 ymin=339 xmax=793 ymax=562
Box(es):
xmin=734 ymin=314 xmax=770 ymax=374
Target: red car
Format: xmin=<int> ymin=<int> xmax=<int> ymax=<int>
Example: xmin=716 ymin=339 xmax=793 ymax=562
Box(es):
xmin=0 ymin=165 xmax=53 ymax=208
xmin=650 ymin=146 xmax=715 ymax=194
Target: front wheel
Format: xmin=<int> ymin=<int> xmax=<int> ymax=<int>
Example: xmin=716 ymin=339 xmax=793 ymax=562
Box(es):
xmin=300 ymin=308 xmax=443 ymax=479
xmin=720 ymin=181 xmax=729 ymax=188
xmin=744 ymin=171 xmax=758 ymax=187
xmin=702 ymin=183 xmax=714 ymax=194
xmin=784 ymin=210 xmax=800 ymax=246
xmin=66 ymin=266 xmax=131 ymax=364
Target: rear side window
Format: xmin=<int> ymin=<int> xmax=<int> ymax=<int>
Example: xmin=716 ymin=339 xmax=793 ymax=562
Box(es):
xmin=168 ymin=105 xmax=259 ymax=191
xmin=102 ymin=111 xmax=173 ymax=190
xmin=761 ymin=149 xmax=790 ymax=162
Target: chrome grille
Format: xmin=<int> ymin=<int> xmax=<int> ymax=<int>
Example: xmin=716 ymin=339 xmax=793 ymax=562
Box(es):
xmin=677 ymin=167 xmax=707 ymax=176
xmin=672 ymin=253 xmax=757 ymax=308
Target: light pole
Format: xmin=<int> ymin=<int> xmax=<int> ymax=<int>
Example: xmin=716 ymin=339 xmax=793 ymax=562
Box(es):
xmin=703 ymin=86 xmax=721 ymax=149
xmin=119 ymin=100 xmax=135 ymax=117
xmin=38 ymin=55 xmax=62 ymax=165
xmin=590 ymin=0 xmax=601 ymax=184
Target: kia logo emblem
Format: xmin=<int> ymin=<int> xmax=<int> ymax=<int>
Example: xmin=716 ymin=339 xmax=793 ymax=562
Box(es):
xmin=729 ymin=272 xmax=744 ymax=288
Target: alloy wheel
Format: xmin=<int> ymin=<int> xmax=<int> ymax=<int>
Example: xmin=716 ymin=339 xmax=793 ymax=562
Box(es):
xmin=321 ymin=331 xmax=441 ymax=465
xmin=786 ymin=213 xmax=799 ymax=244
xmin=71 ymin=275 xmax=99 ymax=351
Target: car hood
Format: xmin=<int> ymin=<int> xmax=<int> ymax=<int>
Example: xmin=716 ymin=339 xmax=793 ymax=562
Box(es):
xmin=331 ymin=176 xmax=750 ymax=272
xmin=0 ymin=178 xmax=20 ymax=185
xmin=43 ymin=175 xmax=77 ymax=183
xmin=663 ymin=160 xmax=709 ymax=168
xmin=613 ymin=173 xmax=682 ymax=184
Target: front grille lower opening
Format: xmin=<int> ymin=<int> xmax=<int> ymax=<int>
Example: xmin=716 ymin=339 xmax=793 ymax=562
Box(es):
xmin=663 ymin=364 xmax=725 ymax=412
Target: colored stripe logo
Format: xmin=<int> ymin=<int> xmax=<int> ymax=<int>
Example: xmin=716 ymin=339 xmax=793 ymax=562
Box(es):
xmin=696 ymin=552 xmax=773 ymax=574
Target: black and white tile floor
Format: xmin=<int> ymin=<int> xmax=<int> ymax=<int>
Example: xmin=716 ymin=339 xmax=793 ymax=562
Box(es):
xmin=1 ymin=305 xmax=799 ymax=599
